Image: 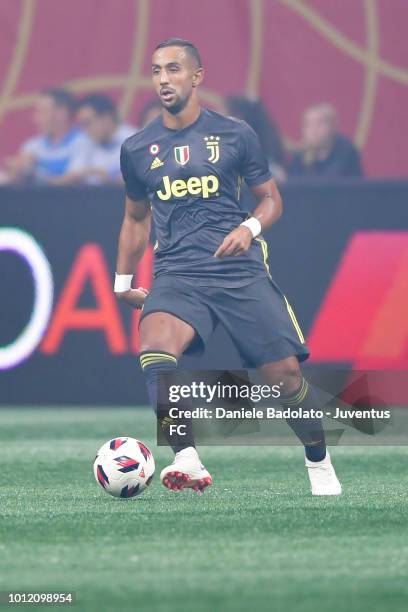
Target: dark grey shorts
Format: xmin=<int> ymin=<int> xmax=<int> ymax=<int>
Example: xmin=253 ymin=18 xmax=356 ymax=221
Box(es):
xmin=139 ymin=275 xmax=310 ymax=367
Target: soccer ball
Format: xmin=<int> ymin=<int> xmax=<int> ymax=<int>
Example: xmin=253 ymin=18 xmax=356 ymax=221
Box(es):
xmin=93 ymin=437 xmax=155 ymax=498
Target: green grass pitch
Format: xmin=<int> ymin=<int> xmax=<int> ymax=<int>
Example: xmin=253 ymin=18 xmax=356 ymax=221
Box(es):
xmin=0 ymin=408 xmax=407 ymax=612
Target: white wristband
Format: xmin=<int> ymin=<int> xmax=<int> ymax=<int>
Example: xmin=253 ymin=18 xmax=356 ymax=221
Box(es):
xmin=114 ymin=273 xmax=133 ymax=293
xmin=240 ymin=217 xmax=262 ymax=238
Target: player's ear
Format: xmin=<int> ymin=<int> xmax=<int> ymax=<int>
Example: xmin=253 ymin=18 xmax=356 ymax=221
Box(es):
xmin=192 ymin=67 xmax=204 ymax=87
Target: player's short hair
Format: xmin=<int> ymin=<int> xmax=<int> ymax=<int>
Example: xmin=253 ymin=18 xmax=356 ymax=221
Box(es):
xmin=40 ymin=87 xmax=77 ymax=115
xmin=154 ymin=38 xmax=202 ymax=68
xmin=77 ymin=94 xmax=117 ymax=119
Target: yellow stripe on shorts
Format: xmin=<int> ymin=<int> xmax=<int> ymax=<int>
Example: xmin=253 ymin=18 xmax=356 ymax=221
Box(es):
xmin=283 ymin=296 xmax=305 ymax=344
xmin=255 ymin=237 xmax=272 ymax=279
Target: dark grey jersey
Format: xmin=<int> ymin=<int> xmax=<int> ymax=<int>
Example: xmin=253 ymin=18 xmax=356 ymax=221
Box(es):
xmin=120 ymin=108 xmax=272 ymax=286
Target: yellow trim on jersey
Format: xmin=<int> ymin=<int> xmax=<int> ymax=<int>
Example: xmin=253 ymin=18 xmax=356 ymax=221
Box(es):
xmin=255 ymin=237 xmax=272 ymax=279
xmin=283 ymin=296 xmax=305 ymax=344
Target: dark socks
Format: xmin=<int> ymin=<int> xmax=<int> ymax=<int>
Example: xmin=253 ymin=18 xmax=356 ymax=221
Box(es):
xmin=139 ymin=350 xmax=195 ymax=454
xmin=280 ymin=377 xmax=327 ymax=462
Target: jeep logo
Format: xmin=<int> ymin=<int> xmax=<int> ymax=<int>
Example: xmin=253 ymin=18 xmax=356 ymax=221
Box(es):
xmin=156 ymin=175 xmax=219 ymax=201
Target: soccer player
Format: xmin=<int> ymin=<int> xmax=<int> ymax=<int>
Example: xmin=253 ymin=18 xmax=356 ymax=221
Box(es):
xmin=115 ymin=38 xmax=342 ymax=496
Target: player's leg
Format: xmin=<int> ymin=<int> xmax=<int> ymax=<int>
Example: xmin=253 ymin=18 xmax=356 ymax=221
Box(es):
xmin=139 ymin=310 xmax=196 ymax=454
xmin=139 ymin=311 xmax=212 ymax=493
xmin=138 ymin=277 xmax=216 ymax=493
xmin=260 ymin=356 xmax=341 ymax=495
xmin=210 ymin=278 xmax=341 ymax=495
xmin=260 ymin=356 xmax=326 ymax=461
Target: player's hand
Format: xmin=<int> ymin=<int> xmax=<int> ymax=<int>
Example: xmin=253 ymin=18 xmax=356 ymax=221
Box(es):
xmin=214 ymin=226 xmax=253 ymax=258
xmin=116 ymin=286 xmax=149 ymax=309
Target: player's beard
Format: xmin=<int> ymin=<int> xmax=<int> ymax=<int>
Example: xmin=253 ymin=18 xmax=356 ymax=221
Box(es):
xmin=161 ymin=91 xmax=191 ymax=115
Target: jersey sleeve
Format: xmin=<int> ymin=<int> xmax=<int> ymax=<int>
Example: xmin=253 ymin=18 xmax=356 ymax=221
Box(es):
xmin=238 ymin=122 xmax=272 ymax=187
xmin=120 ymin=142 xmax=147 ymax=201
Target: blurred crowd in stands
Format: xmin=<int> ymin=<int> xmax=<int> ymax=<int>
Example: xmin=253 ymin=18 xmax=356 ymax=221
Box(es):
xmin=0 ymin=87 xmax=363 ymax=187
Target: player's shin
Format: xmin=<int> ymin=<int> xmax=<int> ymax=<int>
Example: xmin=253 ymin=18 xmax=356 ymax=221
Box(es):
xmin=139 ymin=350 xmax=195 ymax=453
xmin=280 ymin=377 xmax=327 ymax=462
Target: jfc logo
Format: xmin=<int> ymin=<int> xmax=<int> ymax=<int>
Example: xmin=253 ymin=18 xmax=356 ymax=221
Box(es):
xmin=156 ymin=175 xmax=219 ymax=200
xmin=174 ymin=145 xmax=190 ymax=165
xmin=204 ymin=136 xmax=220 ymax=163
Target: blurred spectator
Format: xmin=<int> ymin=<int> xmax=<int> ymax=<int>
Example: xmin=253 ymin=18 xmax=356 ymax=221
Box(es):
xmin=2 ymin=88 xmax=86 ymax=184
xmin=226 ymin=95 xmax=286 ymax=181
xmin=138 ymin=98 xmax=161 ymax=128
xmin=58 ymin=94 xmax=135 ymax=185
xmin=288 ymin=103 xmax=363 ymax=178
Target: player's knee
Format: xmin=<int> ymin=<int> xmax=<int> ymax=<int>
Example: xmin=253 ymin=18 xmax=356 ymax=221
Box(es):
xmin=139 ymin=312 xmax=194 ymax=357
xmin=279 ymin=368 xmax=302 ymax=393
xmin=139 ymin=339 xmax=181 ymax=358
xmin=261 ymin=358 xmax=302 ymax=392
xmin=139 ymin=324 xmax=181 ymax=357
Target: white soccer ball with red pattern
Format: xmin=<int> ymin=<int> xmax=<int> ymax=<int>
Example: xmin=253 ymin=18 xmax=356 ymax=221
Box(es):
xmin=93 ymin=437 xmax=155 ymax=498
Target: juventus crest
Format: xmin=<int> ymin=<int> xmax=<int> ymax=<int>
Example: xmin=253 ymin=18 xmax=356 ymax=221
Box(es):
xmin=204 ymin=136 xmax=220 ymax=163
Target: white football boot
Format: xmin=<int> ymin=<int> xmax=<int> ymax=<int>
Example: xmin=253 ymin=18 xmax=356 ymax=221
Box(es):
xmin=160 ymin=447 xmax=212 ymax=493
xmin=305 ymin=451 xmax=342 ymax=496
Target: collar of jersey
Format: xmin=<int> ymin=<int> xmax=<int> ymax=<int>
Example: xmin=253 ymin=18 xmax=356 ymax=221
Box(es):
xmin=160 ymin=108 xmax=205 ymax=133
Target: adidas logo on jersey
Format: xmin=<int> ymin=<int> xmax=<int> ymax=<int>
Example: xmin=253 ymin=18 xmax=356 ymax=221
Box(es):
xmin=150 ymin=157 xmax=164 ymax=170
xmin=156 ymin=175 xmax=219 ymax=200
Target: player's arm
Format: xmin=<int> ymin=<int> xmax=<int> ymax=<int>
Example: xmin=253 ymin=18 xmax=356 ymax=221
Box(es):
xmin=114 ymin=195 xmax=152 ymax=308
xmin=214 ymin=178 xmax=282 ymax=258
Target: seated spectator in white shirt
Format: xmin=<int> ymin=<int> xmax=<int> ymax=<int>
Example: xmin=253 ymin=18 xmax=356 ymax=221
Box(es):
xmin=2 ymin=88 xmax=86 ymax=184
xmin=59 ymin=94 xmax=135 ymax=185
